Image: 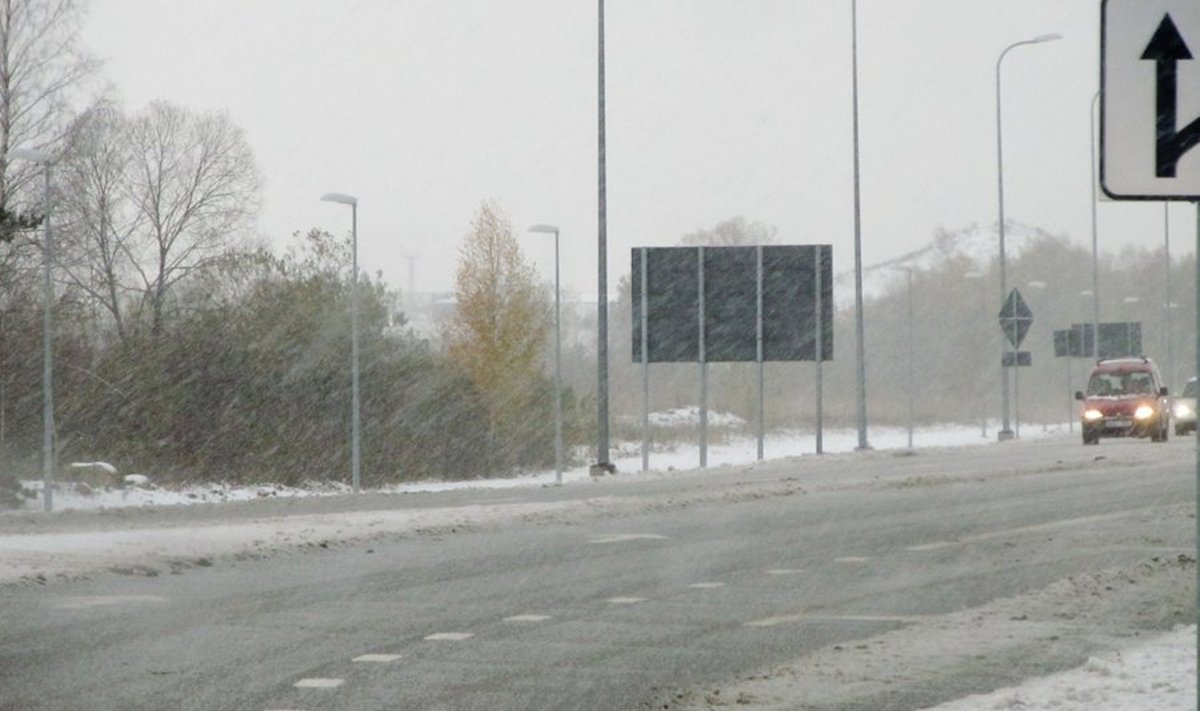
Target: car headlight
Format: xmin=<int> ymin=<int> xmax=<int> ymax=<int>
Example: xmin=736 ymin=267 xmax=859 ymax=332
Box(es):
xmin=1083 ymin=409 xmax=1103 ymax=421
xmin=1175 ymin=403 xmax=1193 ymax=418
xmin=1134 ymin=405 xmax=1156 ymax=420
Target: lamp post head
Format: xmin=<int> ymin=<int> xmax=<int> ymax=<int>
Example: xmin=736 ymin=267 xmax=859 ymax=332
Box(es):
xmin=320 ymin=192 xmax=357 ymax=207
xmin=528 ymin=224 xmax=559 ymax=235
xmin=8 ymin=147 xmax=52 ymax=164
xmin=1033 ymin=33 xmax=1063 ymax=43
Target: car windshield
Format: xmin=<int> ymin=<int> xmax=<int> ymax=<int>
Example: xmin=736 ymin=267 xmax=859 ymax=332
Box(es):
xmin=1086 ymin=370 xmax=1155 ymax=396
xmin=1183 ymin=380 xmax=1199 ymax=398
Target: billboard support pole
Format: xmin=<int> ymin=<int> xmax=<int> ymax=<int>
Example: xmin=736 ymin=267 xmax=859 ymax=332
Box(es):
xmin=698 ymin=246 xmax=708 ymax=469
xmin=756 ymin=245 xmax=765 ymax=461
xmin=640 ymin=248 xmax=649 ymax=472
xmin=815 ymin=246 xmax=825 ymax=455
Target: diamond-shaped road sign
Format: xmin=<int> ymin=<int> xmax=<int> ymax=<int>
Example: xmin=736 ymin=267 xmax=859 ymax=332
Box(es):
xmin=1102 ymin=0 xmax=1200 ymax=199
xmin=998 ymin=288 xmax=1033 ymax=348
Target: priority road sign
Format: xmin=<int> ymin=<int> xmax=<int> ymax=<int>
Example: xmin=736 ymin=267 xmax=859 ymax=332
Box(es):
xmin=998 ymin=288 xmax=1033 ymax=348
xmin=1102 ymin=0 xmax=1200 ymax=199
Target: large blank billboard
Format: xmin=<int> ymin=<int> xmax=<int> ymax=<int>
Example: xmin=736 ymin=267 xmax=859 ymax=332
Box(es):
xmin=631 ymin=245 xmax=832 ymax=363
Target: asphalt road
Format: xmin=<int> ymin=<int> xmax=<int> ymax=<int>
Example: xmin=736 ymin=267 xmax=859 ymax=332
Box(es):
xmin=0 ymin=435 xmax=1194 ymax=710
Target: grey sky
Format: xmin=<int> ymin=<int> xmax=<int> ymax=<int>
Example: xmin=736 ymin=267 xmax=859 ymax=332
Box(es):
xmin=80 ymin=0 xmax=1189 ymax=300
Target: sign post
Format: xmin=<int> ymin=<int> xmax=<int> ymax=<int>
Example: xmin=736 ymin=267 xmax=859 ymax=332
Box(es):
xmin=1102 ymin=0 xmax=1200 ymax=681
xmin=998 ymin=288 xmax=1034 ymax=438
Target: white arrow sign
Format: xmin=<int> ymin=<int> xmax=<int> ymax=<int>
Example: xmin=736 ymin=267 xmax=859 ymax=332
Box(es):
xmin=1102 ymin=0 xmax=1200 ymax=199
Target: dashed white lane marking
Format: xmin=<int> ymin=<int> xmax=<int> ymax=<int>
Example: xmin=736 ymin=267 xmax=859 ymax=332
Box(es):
xmin=353 ymin=654 xmax=402 ymax=663
xmin=590 ymin=533 xmax=669 ymax=544
xmin=744 ymin=613 xmax=921 ymax=628
xmin=606 ymin=597 xmax=647 ymax=604
xmin=52 ymin=595 xmax=167 ymax=610
xmin=905 ymin=509 xmax=1153 ymax=552
xmin=293 ymin=678 xmax=344 ymax=689
xmin=765 ymin=568 xmax=803 ymax=575
xmin=504 ymin=614 xmax=553 ymax=622
xmin=835 ymin=557 xmax=873 ymax=563
xmin=689 ymin=582 xmax=725 ymax=589
xmin=425 ymin=632 xmax=474 ymax=641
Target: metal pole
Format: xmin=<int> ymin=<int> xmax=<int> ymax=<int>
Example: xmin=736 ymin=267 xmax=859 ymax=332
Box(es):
xmin=641 ymin=248 xmax=649 ymax=472
xmin=996 ymin=46 xmax=1013 ymax=441
xmin=41 ymin=162 xmax=54 ymax=512
xmin=906 ymin=268 xmax=914 ymax=450
xmin=553 ymin=228 xmax=563 ymax=485
xmin=1067 ymin=355 xmax=1073 ymax=434
xmin=993 ymin=34 xmax=1061 ymax=440
xmin=595 ymin=0 xmax=611 ymax=474
xmin=756 ymin=245 xmax=764 ymax=461
xmin=1091 ymin=91 xmax=1102 ymax=358
xmin=351 ymin=202 xmax=361 ymax=494
xmin=815 ymin=246 xmax=825 ymax=455
xmin=698 ymin=246 xmax=707 ymax=469
xmin=1164 ymin=203 xmax=1173 ymax=389
xmin=1193 ymin=200 xmax=1199 ymax=696
xmin=850 ymin=0 xmax=870 ymax=451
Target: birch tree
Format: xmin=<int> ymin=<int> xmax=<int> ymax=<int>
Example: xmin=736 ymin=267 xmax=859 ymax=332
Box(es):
xmin=443 ymin=200 xmax=551 ymax=470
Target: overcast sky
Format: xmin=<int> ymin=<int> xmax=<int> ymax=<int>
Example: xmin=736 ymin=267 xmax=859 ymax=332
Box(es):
xmin=79 ymin=0 xmax=1193 ymax=301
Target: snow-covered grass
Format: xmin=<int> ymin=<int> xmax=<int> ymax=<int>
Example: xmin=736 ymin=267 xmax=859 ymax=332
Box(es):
xmin=11 ymin=421 xmax=1031 ymax=512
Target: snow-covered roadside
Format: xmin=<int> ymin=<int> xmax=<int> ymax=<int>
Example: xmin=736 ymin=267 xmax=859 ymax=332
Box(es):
xmin=10 ymin=423 xmax=1028 ymax=512
xmin=663 ymin=559 xmax=1196 ymax=711
xmin=920 ymin=624 xmax=1197 ymax=711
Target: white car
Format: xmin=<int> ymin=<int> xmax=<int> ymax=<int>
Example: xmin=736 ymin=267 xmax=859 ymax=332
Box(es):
xmin=1173 ymin=377 xmax=1198 ymax=436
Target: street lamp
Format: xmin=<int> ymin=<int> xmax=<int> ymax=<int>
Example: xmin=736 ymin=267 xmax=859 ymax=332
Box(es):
xmin=995 ymin=32 xmax=1062 ymax=441
xmin=9 ymin=147 xmax=54 ymax=512
xmin=528 ymin=224 xmax=563 ymax=485
xmin=850 ymin=0 xmax=870 ymax=450
xmin=320 ymin=192 xmax=361 ymax=494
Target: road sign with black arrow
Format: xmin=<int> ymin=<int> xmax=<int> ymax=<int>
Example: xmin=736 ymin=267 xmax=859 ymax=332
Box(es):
xmin=1102 ymin=1 xmax=1200 ymax=199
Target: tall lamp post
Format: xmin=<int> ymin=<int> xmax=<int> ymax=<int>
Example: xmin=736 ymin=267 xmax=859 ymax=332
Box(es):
xmin=850 ymin=0 xmax=870 ymax=450
xmin=320 ymin=192 xmax=361 ymax=494
xmin=995 ymin=32 xmax=1061 ymax=441
xmin=528 ymin=224 xmax=563 ymax=485
xmin=10 ymin=147 xmax=54 ymax=511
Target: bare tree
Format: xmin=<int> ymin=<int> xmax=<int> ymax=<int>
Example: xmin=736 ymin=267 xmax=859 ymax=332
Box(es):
xmin=118 ymin=102 xmax=260 ymax=336
xmin=56 ymin=101 xmax=142 ymax=339
xmin=0 ymin=0 xmax=97 ymax=234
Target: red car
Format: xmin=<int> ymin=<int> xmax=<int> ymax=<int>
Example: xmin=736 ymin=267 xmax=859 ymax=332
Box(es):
xmin=1075 ymin=357 xmax=1170 ymax=444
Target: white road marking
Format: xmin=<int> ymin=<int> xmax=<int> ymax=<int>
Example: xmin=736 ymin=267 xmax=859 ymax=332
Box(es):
xmin=835 ymin=557 xmax=873 ymax=563
xmin=52 ymin=595 xmax=167 ymax=610
xmin=353 ymin=654 xmax=402 ymax=663
xmin=504 ymin=614 xmax=553 ymax=622
xmin=744 ymin=613 xmax=921 ymax=628
xmin=424 ymin=632 xmax=474 ymax=641
xmin=765 ymin=568 xmax=802 ymax=575
xmin=590 ymin=533 xmax=668 ymax=544
xmin=293 ymin=678 xmax=344 ymax=689
xmin=689 ymin=582 xmax=725 ymax=589
xmin=906 ymin=509 xmax=1155 ymax=552
xmin=606 ymin=597 xmax=647 ymax=604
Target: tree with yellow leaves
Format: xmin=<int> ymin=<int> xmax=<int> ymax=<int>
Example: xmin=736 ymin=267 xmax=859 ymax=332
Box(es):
xmin=443 ymin=200 xmax=552 ymax=473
